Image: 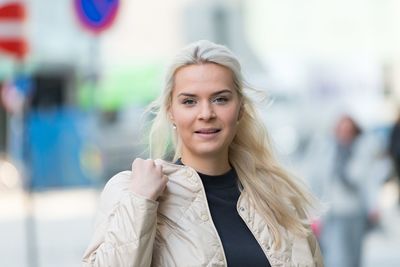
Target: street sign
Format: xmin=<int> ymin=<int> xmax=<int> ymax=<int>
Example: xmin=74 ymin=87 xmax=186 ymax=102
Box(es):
xmin=0 ymin=1 xmax=27 ymax=60
xmin=74 ymin=0 xmax=119 ymax=34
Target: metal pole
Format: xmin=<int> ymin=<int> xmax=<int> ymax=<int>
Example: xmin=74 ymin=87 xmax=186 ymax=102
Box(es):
xmin=11 ymin=61 xmax=39 ymax=267
xmin=24 ymin=186 xmax=39 ymax=267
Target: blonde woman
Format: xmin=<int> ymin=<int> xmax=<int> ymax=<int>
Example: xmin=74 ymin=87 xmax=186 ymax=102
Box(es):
xmin=82 ymin=40 xmax=323 ymax=267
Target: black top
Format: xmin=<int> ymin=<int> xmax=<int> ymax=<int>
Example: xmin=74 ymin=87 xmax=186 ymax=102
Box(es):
xmin=176 ymin=159 xmax=271 ymax=267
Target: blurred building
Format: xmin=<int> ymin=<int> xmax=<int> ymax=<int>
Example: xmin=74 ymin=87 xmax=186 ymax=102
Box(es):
xmin=1 ymin=0 xmax=400 ymax=186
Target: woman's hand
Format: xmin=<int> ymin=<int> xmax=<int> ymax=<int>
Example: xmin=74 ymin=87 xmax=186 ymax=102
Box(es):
xmin=130 ymin=158 xmax=168 ymax=201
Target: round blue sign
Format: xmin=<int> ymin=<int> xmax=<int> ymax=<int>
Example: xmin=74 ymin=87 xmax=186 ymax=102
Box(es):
xmin=74 ymin=0 xmax=119 ymax=34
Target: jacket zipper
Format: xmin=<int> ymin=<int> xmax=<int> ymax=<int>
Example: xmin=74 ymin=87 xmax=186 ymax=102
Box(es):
xmin=236 ymin=194 xmax=274 ymax=267
xmin=190 ymin=167 xmax=228 ymax=266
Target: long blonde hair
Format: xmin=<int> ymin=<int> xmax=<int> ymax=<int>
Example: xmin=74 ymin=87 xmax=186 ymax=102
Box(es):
xmin=147 ymin=40 xmax=318 ymax=248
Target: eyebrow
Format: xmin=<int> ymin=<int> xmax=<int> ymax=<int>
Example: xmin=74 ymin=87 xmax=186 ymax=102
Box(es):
xmin=177 ymin=89 xmax=233 ymax=98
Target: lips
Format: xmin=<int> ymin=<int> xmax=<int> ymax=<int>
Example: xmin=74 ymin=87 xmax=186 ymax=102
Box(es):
xmin=194 ymin=128 xmax=221 ymax=134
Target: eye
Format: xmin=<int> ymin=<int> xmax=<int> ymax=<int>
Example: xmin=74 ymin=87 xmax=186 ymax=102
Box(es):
xmin=182 ymin=98 xmax=196 ymax=105
xmin=213 ymin=96 xmax=229 ymax=104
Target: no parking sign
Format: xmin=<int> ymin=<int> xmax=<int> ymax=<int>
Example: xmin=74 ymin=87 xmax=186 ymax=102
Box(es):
xmin=74 ymin=0 xmax=119 ymax=34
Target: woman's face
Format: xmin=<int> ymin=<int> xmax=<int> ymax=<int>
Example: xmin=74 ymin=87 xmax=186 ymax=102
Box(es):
xmin=169 ymin=63 xmax=242 ymax=160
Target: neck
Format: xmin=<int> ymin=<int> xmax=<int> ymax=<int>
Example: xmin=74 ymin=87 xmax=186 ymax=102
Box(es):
xmin=180 ymin=153 xmax=231 ymax=176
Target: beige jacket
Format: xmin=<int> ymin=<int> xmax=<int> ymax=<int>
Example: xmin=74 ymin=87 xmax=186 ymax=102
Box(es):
xmin=82 ymin=159 xmax=323 ymax=267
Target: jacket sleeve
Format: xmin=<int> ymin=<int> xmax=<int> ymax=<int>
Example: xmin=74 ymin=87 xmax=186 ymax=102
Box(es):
xmin=82 ymin=171 xmax=159 ymax=267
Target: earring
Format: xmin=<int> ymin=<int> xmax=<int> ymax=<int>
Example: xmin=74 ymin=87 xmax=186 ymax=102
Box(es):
xmin=172 ymin=124 xmax=177 ymax=130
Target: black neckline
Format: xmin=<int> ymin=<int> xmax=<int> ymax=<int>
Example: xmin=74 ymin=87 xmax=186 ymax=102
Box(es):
xmin=175 ymin=158 xmax=237 ymax=189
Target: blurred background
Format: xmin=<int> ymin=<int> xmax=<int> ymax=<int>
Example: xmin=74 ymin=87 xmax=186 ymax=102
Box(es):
xmin=1 ymin=0 xmax=399 ymax=266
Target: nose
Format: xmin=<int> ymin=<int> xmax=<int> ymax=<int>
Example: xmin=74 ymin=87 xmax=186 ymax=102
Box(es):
xmin=198 ymin=102 xmax=216 ymax=121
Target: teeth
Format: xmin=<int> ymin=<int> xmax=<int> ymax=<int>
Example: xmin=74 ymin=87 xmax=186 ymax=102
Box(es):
xmin=197 ymin=129 xmax=219 ymax=133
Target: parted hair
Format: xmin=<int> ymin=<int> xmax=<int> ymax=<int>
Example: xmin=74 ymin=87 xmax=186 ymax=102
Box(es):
xmin=146 ymin=40 xmax=318 ymax=248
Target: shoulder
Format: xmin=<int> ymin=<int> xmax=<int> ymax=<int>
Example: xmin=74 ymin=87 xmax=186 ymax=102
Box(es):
xmin=103 ymin=170 xmax=132 ymax=195
xmin=98 ymin=160 xmax=188 ymax=206
xmin=97 ymin=171 xmax=133 ymax=215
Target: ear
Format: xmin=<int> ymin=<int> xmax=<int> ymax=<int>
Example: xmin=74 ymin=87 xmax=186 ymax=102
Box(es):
xmin=168 ymin=110 xmax=174 ymax=123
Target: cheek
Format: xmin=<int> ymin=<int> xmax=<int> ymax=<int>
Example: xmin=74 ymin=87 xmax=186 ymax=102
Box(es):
xmin=170 ymin=105 xmax=183 ymax=122
xmin=171 ymin=109 xmax=195 ymax=131
xmin=226 ymin=107 xmax=241 ymax=126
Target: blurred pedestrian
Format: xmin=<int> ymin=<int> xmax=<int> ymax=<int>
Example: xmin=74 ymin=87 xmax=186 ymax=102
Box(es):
xmin=82 ymin=40 xmax=323 ymax=267
xmin=303 ymin=115 xmax=388 ymax=267
xmin=389 ymin=114 xmax=400 ymax=202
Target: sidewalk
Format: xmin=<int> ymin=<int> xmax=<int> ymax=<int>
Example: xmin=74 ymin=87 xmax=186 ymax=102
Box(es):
xmin=1 ymin=183 xmax=400 ymax=267
xmin=0 ymin=188 xmax=99 ymax=267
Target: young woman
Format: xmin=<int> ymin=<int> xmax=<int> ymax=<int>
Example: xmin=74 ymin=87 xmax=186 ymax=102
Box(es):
xmin=82 ymin=40 xmax=323 ymax=267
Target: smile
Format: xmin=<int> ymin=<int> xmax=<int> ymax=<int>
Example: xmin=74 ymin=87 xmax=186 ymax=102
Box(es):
xmin=194 ymin=128 xmax=221 ymax=134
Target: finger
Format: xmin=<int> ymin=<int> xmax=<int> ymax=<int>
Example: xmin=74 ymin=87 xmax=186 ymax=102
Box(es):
xmin=144 ymin=159 xmax=156 ymax=168
xmin=155 ymin=164 xmax=163 ymax=173
xmin=162 ymin=174 xmax=169 ymax=183
xmin=132 ymin=157 xmax=144 ymax=168
xmin=131 ymin=159 xmax=138 ymax=170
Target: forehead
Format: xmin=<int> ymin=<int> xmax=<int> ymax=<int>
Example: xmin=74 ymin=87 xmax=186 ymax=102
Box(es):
xmin=172 ymin=63 xmax=235 ymax=96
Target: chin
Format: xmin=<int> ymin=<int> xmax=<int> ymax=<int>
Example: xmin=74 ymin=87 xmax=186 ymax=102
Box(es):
xmin=191 ymin=146 xmax=226 ymax=158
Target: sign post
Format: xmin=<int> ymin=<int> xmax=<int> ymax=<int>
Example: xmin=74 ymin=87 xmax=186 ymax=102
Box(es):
xmin=73 ymin=0 xmax=120 ymax=109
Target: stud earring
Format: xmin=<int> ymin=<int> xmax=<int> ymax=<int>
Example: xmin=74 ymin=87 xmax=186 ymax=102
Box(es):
xmin=172 ymin=124 xmax=177 ymax=130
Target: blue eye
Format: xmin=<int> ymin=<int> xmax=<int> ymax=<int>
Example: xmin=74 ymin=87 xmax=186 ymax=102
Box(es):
xmin=182 ymin=98 xmax=196 ymax=105
xmin=213 ymin=97 xmax=228 ymax=104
